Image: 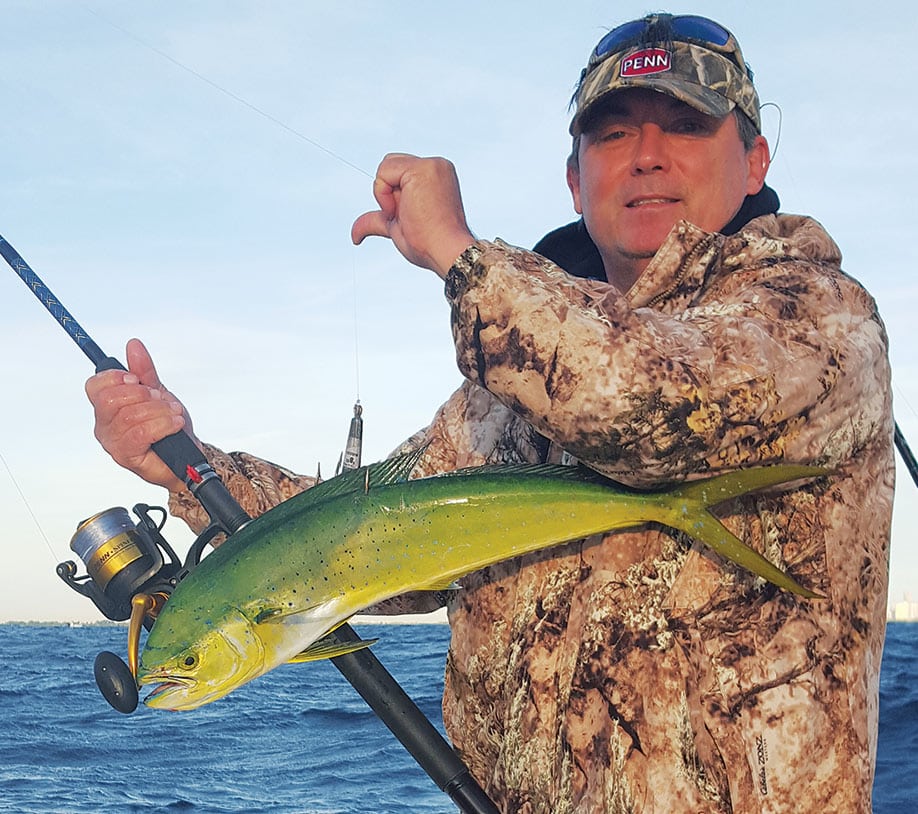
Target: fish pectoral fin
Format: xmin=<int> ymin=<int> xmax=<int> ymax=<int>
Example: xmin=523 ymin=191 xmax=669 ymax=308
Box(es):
xmin=419 ymin=578 xmax=462 ymax=592
xmin=254 ymin=602 xmax=325 ymax=625
xmin=255 ymin=607 xmax=283 ymax=624
xmin=286 ymin=633 xmax=378 ymax=663
xmin=254 ymin=606 xmax=308 ymax=624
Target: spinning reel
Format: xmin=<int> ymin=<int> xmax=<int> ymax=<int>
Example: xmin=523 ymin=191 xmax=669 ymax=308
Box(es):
xmin=54 ymin=405 xmax=365 ymax=713
xmin=57 ymin=505 xmax=224 ymax=712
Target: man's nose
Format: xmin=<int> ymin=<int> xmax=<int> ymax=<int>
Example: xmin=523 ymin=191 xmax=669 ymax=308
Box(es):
xmin=632 ymin=124 xmax=670 ymax=174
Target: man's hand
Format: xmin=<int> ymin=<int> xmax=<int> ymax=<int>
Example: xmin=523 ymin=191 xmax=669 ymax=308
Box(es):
xmin=85 ymin=338 xmax=197 ymax=492
xmin=351 ymin=153 xmax=476 ymax=278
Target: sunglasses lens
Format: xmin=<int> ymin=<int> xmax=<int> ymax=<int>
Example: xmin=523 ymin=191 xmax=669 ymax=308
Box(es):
xmin=670 ymin=16 xmax=731 ymax=46
xmin=592 ymin=21 xmax=647 ymax=59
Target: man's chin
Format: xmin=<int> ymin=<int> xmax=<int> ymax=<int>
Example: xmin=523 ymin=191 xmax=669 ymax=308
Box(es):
xmin=618 ymin=245 xmax=660 ymax=261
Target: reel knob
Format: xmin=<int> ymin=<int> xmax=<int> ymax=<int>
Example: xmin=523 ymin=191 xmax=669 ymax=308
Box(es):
xmin=94 ymin=651 xmax=138 ymax=714
xmin=56 ymin=560 xmax=77 ymax=579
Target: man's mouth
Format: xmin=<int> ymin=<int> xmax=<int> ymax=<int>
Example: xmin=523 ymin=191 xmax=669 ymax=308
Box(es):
xmin=627 ymin=197 xmax=679 ymax=208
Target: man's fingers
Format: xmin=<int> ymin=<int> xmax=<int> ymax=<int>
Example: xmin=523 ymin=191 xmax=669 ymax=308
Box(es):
xmin=94 ymin=386 xmax=181 ymax=432
xmin=372 ymin=152 xmax=414 ymax=184
xmin=114 ymin=404 xmax=184 ymax=447
xmin=85 ymin=368 xmax=130 ymax=402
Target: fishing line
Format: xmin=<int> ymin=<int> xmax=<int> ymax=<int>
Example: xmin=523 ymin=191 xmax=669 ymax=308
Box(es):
xmin=85 ymin=4 xmax=375 ymax=472
xmin=893 ymin=382 xmax=918 ymax=489
xmin=760 ymin=101 xmax=782 ymax=163
xmin=351 ymin=251 xmax=362 ymax=402
xmin=894 ymin=382 xmax=918 ymax=421
xmin=82 ymin=4 xmax=373 ymax=180
xmin=0 ymin=447 xmax=59 ymax=562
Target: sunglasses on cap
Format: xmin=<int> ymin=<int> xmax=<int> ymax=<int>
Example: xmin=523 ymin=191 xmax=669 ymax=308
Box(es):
xmin=588 ymin=14 xmax=748 ymax=74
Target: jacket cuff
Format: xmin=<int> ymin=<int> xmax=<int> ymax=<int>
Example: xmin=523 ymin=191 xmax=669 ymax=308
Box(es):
xmin=444 ymin=240 xmax=487 ymax=303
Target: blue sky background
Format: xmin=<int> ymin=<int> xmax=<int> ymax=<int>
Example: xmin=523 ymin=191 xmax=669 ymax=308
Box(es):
xmin=0 ymin=0 xmax=915 ymax=621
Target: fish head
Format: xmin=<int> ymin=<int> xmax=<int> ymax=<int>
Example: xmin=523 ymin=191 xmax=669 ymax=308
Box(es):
xmin=138 ymin=604 xmax=266 ymax=711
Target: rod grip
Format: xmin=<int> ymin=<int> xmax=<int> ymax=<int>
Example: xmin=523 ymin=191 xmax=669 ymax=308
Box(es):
xmin=94 ymin=356 xmax=128 ymax=374
xmin=150 ymin=431 xmax=251 ymax=534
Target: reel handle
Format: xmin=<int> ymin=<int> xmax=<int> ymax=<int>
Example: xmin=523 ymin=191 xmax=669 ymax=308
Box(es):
xmin=94 ymin=357 xmax=250 ymax=535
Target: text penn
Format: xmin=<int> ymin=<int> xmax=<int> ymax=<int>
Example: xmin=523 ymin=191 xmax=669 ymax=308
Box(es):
xmin=621 ymin=48 xmax=672 ymax=77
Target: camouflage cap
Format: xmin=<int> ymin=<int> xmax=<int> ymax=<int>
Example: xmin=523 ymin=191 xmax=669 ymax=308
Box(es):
xmin=570 ymin=15 xmax=760 ymax=135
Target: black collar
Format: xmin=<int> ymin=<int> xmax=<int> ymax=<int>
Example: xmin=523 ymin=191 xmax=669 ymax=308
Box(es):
xmin=532 ymin=184 xmax=781 ymax=281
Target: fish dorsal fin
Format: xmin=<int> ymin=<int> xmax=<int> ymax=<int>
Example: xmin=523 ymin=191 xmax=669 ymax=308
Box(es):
xmin=276 ymin=446 xmax=430 ymax=510
xmin=363 ymin=444 xmax=429 ymax=487
xmin=435 ymin=461 xmax=628 ymax=488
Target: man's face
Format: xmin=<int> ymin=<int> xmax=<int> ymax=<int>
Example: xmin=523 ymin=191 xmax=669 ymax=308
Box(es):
xmin=567 ymin=88 xmax=769 ymax=289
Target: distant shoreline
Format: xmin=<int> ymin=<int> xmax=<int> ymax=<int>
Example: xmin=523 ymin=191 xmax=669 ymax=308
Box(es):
xmin=3 ymin=614 xmax=915 ymax=627
xmin=0 ymin=610 xmax=451 ymax=627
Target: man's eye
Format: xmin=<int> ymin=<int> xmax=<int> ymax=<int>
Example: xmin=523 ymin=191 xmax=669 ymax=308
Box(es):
xmin=597 ymin=126 xmax=631 ymax=141
xmin=671 ymin=118 xmax=713 ymax=135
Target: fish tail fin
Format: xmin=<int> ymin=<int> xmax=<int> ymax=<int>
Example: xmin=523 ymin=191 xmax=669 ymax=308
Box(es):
xmin=662 ymin=465 xmax=830 ymax=598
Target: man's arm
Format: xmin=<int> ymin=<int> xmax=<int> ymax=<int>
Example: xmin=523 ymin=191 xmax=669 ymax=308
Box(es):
xmin=349 ymin=154 xmax=888 ymax=485
xmin=443 ymin=230 xmax=889 ymax=484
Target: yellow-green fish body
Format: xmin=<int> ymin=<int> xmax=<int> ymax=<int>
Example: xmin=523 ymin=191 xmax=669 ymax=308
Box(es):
xmin=139 ymin=453 xmax=824 ymax=710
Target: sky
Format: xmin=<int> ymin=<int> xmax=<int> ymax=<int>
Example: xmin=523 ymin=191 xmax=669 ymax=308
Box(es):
xmin=0 ymin=0 xmax=915 ymax=623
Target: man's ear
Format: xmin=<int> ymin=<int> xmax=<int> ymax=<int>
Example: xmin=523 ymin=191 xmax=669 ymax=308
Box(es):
xmin=745 ymin=135 xmax=770 ymax=196
xmin=567 ymin=156 xmax=583 ymax=215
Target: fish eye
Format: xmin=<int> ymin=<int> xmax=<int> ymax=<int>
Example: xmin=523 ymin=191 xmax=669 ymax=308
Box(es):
xmin=181 ymin=653 xmax=198 ymax=669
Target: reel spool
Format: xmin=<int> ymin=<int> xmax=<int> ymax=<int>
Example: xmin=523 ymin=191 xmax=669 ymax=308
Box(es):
xmin=57 ymin=505 xmax=180 ymax=622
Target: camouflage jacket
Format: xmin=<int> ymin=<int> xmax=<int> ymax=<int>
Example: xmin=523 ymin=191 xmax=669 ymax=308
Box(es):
xmin=171 ymin=214 xmax=894 ymax=813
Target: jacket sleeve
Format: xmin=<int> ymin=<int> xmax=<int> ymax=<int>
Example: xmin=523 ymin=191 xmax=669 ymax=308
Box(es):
xmin=444 ymin=235 xmax=890 ymax=486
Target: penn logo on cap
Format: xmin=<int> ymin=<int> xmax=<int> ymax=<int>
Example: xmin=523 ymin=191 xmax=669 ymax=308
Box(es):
xmin=620 ymin=48 xmax=671 ymax=77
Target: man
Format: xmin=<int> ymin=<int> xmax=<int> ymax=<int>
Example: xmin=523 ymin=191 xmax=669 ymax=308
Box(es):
xmin=87 ymin=14 xmax=893 ymax=813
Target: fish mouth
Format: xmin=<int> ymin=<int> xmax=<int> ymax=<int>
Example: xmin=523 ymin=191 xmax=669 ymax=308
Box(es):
xmin=137 ymin=609 xmax=268 ymax=711
xmin=138 ymin=673 xmax=199 ymax=710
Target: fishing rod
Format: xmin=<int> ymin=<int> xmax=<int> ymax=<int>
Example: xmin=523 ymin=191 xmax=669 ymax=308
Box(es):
xmin=0 ymin=234 xmax=499 ymax=814
xmin=895 ymin=422 xmax=918 ymax=489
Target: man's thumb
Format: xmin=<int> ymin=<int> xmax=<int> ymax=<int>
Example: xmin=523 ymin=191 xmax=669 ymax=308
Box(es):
xmin=125 ymin=338 xmax=162 ymax=389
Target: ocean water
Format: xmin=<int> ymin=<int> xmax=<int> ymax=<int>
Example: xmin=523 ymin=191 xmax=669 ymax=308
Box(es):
xmin=0 ymin=622 xmax=915 ymax=813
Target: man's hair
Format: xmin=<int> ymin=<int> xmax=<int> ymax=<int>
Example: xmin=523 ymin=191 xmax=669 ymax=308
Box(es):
xmin=567 ymin=107 xmax=760 ymax=171
xmin=734 ymin=110 xmax=758 ymax=150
